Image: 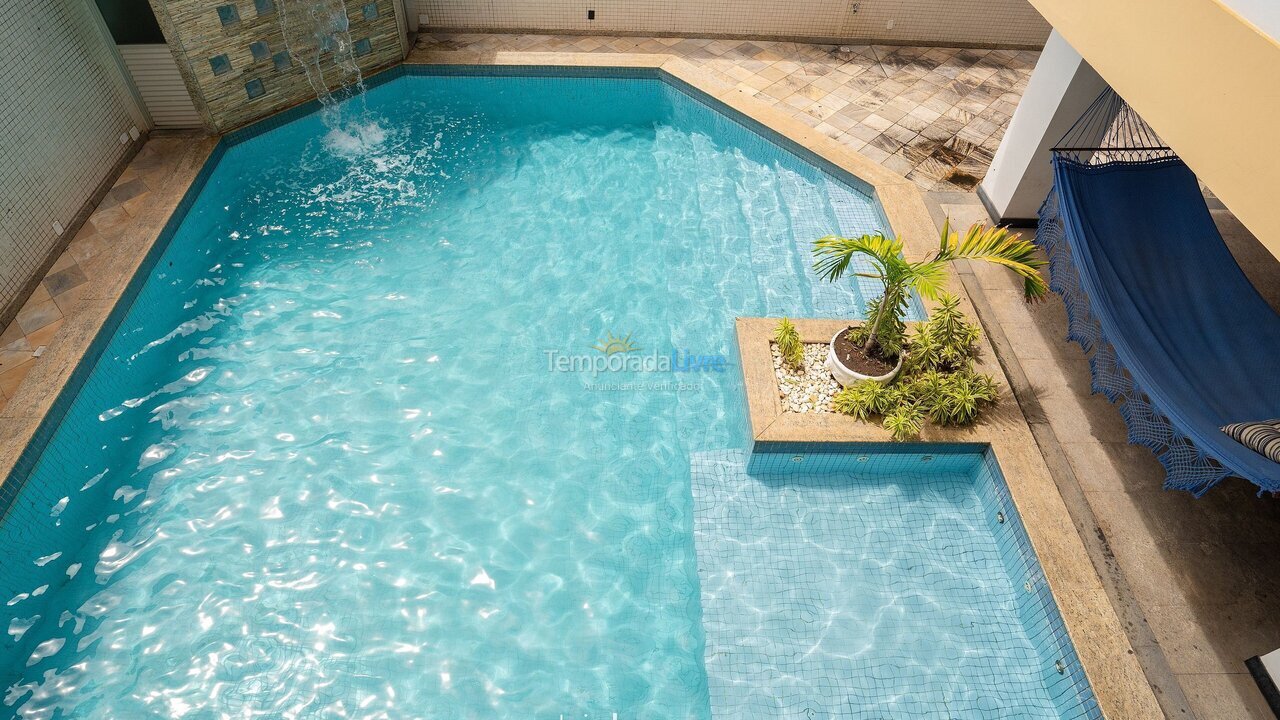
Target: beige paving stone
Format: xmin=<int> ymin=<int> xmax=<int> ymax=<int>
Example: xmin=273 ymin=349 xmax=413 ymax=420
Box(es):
xmin=0 ymin=344 xmax=33 ymax=373
xmin=24 ymin=318 xmax=63 ymax=350
xmin=1059 ymin=440 xmax=1160 ymax=493
xmin=50 ymin=283 xmax=86 ymax=317
xmin=0 ymin=360 xmax=35 ymax=399
xmin=15 ymin=297 xmax=61 ymax=335
xmin=1178 ymin=672 xmax=1275 ymax=720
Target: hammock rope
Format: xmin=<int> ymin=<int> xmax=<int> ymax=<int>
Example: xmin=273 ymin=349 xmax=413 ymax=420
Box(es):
xmin=1052 ymin=88 xmax=1175 ymax=164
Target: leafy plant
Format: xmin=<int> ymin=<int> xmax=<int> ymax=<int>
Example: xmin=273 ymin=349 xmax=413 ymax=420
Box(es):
xmin=813 ymin=219 xmax=1046 ymax=361
xmin=774 ymin=317 xmax=804 ymax=371
xmin=883 ymin=403 xmax=925 ymax=442
xmin=927 ymin=370 xmax=999 ymax=426
xmin=906 ymin=292 xmax=981 ymax=373
xmin=833 ymin=380 xmax=893 ymax=420
xmin=831 ymin=298 xmax=1002 ymax=439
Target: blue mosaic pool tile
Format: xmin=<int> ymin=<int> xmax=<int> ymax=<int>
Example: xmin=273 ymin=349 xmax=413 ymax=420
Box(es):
xmin=0 ymin=142 xmax=229 ymax=608
xmin=692 ymin=447 xmax=1101 ymax=719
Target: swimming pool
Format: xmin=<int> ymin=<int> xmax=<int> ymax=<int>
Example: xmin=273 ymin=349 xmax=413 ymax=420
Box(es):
xmin=0 ymin=69 xmax=1095 ymax=718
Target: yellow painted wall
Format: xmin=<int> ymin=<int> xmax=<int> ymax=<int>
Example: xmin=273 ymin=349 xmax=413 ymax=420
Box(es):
xmin=1028 ymin=0 xmax=1280 ymax=259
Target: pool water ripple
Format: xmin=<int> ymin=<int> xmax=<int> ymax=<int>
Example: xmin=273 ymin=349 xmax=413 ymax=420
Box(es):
xmin=0 ymin=75 xmax=1079 ymax=720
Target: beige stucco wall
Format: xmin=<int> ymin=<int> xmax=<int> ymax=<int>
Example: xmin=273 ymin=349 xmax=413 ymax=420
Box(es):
xmin=1029 ymin=0 xmax=1280 ymax=260
xmin=413 ymin=0 xmax=1052 ymax=48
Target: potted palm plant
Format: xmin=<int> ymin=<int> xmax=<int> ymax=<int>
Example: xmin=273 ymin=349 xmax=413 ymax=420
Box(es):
xmin=813 ymin=218 xmax=1047 ymax=387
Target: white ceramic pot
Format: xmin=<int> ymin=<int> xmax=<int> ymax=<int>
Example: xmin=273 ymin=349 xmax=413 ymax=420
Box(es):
xmin=826 ymin=330 xmax=904 ymax=387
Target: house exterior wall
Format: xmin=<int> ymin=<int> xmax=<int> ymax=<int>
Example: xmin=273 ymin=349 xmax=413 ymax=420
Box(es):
xmin=0 ymin=0 xmax=146 ymax=324
xmin=412 ymin=0 xmax=1052 ymax=48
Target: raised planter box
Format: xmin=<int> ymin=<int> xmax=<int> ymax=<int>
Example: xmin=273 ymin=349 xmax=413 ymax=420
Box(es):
xmin=736 ymin=316 xmax=1021 ymax=445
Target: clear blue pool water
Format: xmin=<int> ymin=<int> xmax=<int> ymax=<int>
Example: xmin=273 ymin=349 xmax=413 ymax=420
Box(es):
xmin=0 ymin=72 xmax=1091 ymax=719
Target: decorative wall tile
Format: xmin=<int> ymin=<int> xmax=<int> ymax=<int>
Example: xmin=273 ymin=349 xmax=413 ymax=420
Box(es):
xmin=362 ymin=2 xmax=378 ymax=20
xmin=149 ymin=0 xmax=406 ymax=132
xmin=209 ymin=53 xmax=231 ymax=75
xmin=216 ymin=4 xmax=240 ymax=26
xmin=245 ymin=78 xmax=265 ymax=99
xmin=353 ymin=37 xmax=372 ymax=57
xmin=411 ymin=0 xmax=1050 ymax=47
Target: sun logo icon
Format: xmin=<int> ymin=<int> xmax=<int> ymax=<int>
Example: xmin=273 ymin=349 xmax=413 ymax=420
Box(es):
xmin=591 ymin=331 xmax=640 ymax=355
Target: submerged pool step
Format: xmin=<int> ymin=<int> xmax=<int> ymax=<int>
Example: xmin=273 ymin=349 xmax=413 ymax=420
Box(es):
xmin=775 ymin=167 xmax=864 ymax=318
xmin=688 ymin=447 xmax=1100 ymax=719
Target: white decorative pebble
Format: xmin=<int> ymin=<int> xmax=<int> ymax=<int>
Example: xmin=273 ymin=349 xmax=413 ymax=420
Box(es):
xmin=771 ymin=342 xmax=841 ymax=414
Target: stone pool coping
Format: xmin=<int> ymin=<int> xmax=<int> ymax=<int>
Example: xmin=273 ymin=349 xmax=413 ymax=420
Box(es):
xmin=0 ymin=137 xmax=219 ymax=474
xmin=740 ymin=315 xmax=1162 ymax=716
xmin=0 ymin=52 xmax=1161 ymax=719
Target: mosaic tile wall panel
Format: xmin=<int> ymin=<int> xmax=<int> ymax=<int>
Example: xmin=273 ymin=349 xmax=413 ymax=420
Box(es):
xmin=147 ymin=0 xmax=407 ymax=132
xmin=412 ymin=0 xmax=1051 ymax=48
xmin=0 ymin=0 xmax=143 ymax=320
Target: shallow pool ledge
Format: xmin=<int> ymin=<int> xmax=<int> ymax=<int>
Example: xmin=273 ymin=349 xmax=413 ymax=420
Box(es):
xmin=737 ymin=312 xmax=1161 ymax=718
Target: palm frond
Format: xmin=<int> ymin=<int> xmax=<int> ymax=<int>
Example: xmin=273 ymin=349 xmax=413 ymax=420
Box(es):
xmin=906 ymin=260 xmax=950 ymax=301
xmin=935 ymin=223 xmax=1048 ymax=300
xmin=812 ymin=232 xmax=904 ymax=283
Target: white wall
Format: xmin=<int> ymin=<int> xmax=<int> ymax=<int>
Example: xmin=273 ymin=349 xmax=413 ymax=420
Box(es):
xmin=979 ymin=30 xmax=1111 ymax=221
xmin=119 ymin=45 xmax=201 ymax=129
xmin=1218 ymin=0 xmax=1280 ymax=42
xmin=0 ymin=0 xmax=146 ymax=317
xmin=413 ymin=0 xmax=1052 ymax=47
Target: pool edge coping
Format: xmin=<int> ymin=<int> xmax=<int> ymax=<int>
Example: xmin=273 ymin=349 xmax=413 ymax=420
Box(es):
xmin=0 ymin=54 xmax=1162 ymax=720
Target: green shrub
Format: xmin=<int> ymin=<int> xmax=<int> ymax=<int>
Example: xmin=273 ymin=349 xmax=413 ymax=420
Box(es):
xmin=883 ymin=403 xmax=925 ymax=441
xmin=774 ymin=317 xmax=804 ymax=370
xmin=927 ymin=370 xmax=998 ymax=426
xmin=906 ymin=292 xmax=981 ymax=373
xmin=834 ymin=380 xmax=891 ymax=420
xmin=830 ymin=299 xmax=1000 ymax=439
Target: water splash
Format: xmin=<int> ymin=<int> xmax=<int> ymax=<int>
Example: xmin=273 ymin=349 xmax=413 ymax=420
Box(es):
xmin=276 ymin=0 xmax=385 ymax=156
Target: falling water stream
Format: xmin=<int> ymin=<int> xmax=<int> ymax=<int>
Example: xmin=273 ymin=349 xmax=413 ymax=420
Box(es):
xmin=276 ymin=0 xmax=386 ymax=154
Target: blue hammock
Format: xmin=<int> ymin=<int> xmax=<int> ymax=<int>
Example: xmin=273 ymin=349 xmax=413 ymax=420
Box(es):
xmin=1037 ymin=154 xmax=1280 ymax=495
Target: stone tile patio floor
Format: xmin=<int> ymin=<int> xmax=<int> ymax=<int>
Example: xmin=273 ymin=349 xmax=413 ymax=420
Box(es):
xmin=414 ymin=33 xmax=1037 ymax=192
xmin=3 ymin=33 xmax=1279 ymax=719
xmin=0 ymin=138 xmax=185 ymax=407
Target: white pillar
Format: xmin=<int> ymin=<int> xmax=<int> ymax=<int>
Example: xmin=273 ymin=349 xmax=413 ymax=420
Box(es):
xmin=979 ymin=30 xmax=1113 ymax=224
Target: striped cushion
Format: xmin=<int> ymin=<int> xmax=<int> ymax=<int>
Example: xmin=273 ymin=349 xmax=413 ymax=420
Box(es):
xmin=1221 ymin=419 xmax=1280 ymax=464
